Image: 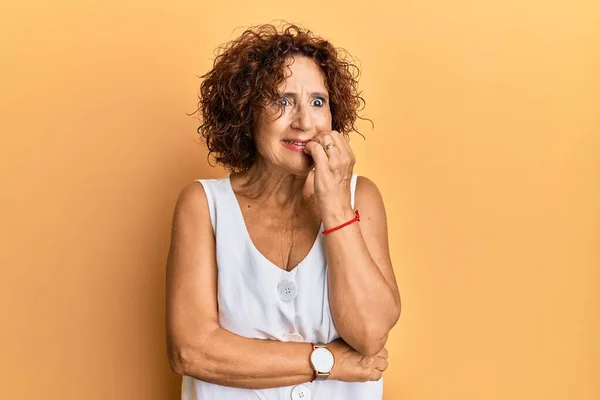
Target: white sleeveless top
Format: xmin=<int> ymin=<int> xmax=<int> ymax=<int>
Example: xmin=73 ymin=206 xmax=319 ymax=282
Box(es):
xmin=181 ymin=173 xmax=383 ymax=400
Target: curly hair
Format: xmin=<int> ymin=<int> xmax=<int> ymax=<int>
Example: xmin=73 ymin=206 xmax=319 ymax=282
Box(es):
xmin=196 ymin=23 xmax=366 ymax=172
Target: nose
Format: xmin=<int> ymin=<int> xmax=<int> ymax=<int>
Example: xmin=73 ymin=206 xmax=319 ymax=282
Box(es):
xmin=290 ymin=103 xmax=313 ymax=132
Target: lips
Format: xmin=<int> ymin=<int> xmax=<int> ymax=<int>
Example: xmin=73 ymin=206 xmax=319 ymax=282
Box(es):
xmin=282 ymin=139 xmax=311 ymax=153
xmin=282 ymin=139 xmax=308 ymax=146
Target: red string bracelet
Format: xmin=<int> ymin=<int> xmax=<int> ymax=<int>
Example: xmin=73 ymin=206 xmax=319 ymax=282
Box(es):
xmin=322 ymin=210 xmax=360 ymax=235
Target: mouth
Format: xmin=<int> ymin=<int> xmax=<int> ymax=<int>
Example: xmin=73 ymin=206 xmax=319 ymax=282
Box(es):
xmin=282 ymin=139 xmax=309 ymax=147
xmin=282 ymin=139 xmax=312 ymax=153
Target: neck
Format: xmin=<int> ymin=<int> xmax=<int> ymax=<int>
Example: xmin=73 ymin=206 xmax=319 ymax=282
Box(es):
xmin=232 ymin=158 xmax=314 ymax=209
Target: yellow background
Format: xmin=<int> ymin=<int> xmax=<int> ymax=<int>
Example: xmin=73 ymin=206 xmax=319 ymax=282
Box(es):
xmin=1 ymin=0 xmax=598 ymax=399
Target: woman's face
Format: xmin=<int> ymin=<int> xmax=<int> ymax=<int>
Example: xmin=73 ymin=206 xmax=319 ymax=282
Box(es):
xmin=253 ymin=56 xmax=332 ymax=175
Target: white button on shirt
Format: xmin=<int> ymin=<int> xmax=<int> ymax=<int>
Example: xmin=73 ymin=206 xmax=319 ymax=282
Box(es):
xmin=182 ymin=174 xmax=383 ymax=399
xmin=282 ymin=332 xmax=304 ymax=342
xmin=277 ymin=278 xmax=298 ymax=302
xmin=291 ymin=384 xmax=311 ymax=400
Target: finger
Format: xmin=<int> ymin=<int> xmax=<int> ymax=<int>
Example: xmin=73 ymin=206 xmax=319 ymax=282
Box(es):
xmin=330 ymin=130 xmax=351 ymax=153
xmin=370 ymin=370 xmax=383 ymax=381
xmin=317 ymin=132 xmax=351 ymax=171
xmin=310 ymin=131 xmax=328 ymax=146
xmin=330 ymin=130 xmax=355 ymax=162
xmin=312 ymin=133 xmax=340 ymax=159
xmin=304 ymin=141 xmax=329 ymax=167
xmin=375 ymin=358 xmax=389 ymax=372
xmin=378 ymin=347 xmax=388 ymax=359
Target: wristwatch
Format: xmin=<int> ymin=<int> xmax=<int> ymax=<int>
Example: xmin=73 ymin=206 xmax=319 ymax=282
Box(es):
xmin=309 ymin=343 xmax=335 ymax=382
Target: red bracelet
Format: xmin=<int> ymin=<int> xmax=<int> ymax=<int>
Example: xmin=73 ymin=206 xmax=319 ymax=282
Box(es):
xmin=322 ymin=210 xmax=360 ymax=235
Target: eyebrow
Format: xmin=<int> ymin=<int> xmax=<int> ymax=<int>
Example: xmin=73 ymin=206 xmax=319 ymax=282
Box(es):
xmin=280 ymin=91 xmax=329 ymax=99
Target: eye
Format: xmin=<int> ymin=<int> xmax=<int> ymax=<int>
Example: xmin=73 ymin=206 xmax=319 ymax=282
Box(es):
xmin=281 ymin=97 xmax=291 ymax=107
xmin=311 ymin=97 xmax=326 ymax=107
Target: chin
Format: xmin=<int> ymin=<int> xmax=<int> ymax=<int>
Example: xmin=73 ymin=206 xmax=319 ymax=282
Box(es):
xmin=286 ymin=156 xmax=315 ymax=175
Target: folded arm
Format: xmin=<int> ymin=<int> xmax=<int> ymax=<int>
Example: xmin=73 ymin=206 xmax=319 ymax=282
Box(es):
xmin=166 ymin=182 xmax=316 ymax=389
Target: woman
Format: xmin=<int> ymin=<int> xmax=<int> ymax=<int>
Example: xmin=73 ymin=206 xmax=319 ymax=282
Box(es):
xmin=166 ymin=23 xmax=401 ymax=399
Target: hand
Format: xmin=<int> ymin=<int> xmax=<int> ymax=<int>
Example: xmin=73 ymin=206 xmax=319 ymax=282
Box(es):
xmin=327 ymin=338 xmax=388 ymax=382
xmin=304 ymin=131 xmax=356 ymax=212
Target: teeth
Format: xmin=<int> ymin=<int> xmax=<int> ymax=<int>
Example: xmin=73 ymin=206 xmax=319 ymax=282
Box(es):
xmin=284 ymin=140 xmax=306 ymax=146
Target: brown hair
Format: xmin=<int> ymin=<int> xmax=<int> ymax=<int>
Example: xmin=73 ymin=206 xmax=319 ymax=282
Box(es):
xmin=196 ymin=23 xmax=366 ymax=172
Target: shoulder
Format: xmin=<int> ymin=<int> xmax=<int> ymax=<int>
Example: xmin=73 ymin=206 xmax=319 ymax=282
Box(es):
xmin=354 ymin=175 xmax=385 ymax=208
xmin=172 ymin=181 xmax=210 ymax=223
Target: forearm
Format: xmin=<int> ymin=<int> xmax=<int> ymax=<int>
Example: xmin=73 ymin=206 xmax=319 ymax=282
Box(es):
xmin=171 ymin=327 xmax=314 ymax=389
xmin=323 ymin=207 xmax=400 ymax=355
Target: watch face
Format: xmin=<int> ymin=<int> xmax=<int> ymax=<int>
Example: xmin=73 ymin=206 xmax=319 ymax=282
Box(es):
xmin=310 ymin=347 xmax=334 ymax=372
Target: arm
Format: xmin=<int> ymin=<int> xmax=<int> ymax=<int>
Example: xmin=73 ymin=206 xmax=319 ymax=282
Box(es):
xmin=305 ymin=131 xmax=401 ymax=356
xmin=166 ymin=182 xmax=315 ymax=389
xmin=165 ymin=182 xmax=386 ymax=388
xmin=323 ymin=176 xmax=401 ymax=356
